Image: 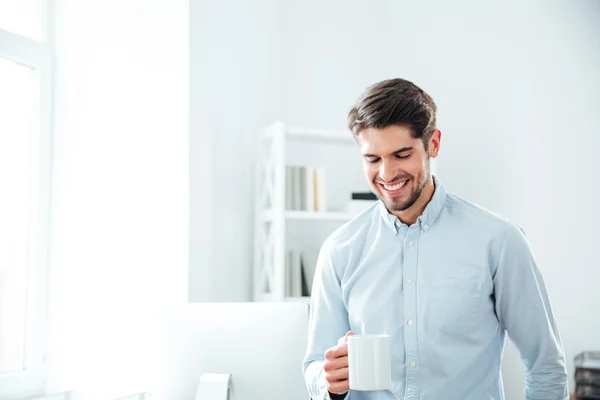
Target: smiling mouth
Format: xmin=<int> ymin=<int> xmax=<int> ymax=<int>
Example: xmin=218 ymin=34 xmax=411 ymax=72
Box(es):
xmin=379 ymin=179 xmax=409 ymax=195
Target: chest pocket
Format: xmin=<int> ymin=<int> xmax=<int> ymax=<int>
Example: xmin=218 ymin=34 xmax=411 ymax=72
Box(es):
xmin=427 ymin=278 xmax=483 ymax=334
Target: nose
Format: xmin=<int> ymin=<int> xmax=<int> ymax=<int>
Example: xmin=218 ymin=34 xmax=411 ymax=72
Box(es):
xmin=378 ymin=159 xmax=395 ymax=182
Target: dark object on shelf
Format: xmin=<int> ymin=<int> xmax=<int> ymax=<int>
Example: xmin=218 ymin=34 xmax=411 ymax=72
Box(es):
xmin=575 ymin=352 xmax=600 ymax=399
xmin=300 ymin=254 xmax=311 ymax=297
xmin=577 ymin=384 xmax=600 ymax=400
xmin=351 ymin=192 xmax=377 ymax=201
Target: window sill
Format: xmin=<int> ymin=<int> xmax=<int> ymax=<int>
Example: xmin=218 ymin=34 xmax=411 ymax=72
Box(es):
xmin=0 ymin=367 xmax=46 ymax=400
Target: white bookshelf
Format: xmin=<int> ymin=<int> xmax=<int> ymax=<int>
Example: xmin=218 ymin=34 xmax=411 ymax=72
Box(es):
xmin=285 ymin=296 xmax=312 ymax=306
xmin=253 ymin=122 xmax=366 ymax=303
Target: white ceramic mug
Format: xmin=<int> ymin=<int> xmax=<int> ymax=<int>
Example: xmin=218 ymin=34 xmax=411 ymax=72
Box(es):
xmin=348 ymin=334 xmax=392 ymax=391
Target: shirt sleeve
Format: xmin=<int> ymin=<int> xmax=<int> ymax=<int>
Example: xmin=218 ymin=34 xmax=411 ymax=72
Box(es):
xmin=492 ymin=223 xmax=569 ymax=400
xmin=302 ymin=237 xmax=351 ymax=400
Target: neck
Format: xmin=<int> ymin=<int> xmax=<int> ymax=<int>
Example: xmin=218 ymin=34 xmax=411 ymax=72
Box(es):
xmin=392 ymin=177 xmax=436 ymax=225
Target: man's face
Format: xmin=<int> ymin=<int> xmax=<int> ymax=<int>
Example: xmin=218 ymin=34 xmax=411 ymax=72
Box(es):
xmin=357 ymin=125 xmax=439 ymax=213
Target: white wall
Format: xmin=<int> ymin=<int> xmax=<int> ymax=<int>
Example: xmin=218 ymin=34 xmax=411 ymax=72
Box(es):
xmin=47 ymin=0 xmax=188 ymax=397
xmin=278 ymin=0 xmax=600 ymax=397
xmin=281 ymin=1 xmax=400 ymax=129
xmin=189 ymin=0 xmax=282 ymax=302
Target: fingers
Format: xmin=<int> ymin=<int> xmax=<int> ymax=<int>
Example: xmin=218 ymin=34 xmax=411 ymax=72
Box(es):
xmin=323 ymin=330 xmax=354 ymax=395
xmin=326 ymin=330 xmax=355 ymax=360
xmin=325 ymin=366 xmax=349 ymax=382
xmin=325 ymin=364 xmax=349 ymax=395
xmin=323 ymin=356 xmax=348 ymax=373
xmin=324 ymin=343 xmax=348 ymax=360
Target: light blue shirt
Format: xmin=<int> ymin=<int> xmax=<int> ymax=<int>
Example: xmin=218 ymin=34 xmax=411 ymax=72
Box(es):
xmin=302 ymin=178 xmax=568 ymax=400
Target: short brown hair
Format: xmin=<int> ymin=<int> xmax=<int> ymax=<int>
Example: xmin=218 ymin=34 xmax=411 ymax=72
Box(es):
xmin=347 ymin=78 xmax=437 ymax=148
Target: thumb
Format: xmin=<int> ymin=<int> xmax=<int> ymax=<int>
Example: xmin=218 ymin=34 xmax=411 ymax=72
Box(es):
xmin=338 ymin=330 xmax=355 ymax=345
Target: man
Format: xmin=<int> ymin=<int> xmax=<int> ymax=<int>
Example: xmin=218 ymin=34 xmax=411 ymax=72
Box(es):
xmin=302 ymin=78 xmax=568 ymax=399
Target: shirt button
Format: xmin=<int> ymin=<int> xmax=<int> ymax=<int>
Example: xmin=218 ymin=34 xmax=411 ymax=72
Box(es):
xmin=406 ymin=279 xmax=413 ymax=285
xmin=410 ymin=361 xmax=416 ymax=368
xmin=423 ymin=224 xmax=429 ymax=230
xmin=408 ymin=241 xmax=414 ymax=247
xmin=407 ymin=320 xmax=414 ymax=326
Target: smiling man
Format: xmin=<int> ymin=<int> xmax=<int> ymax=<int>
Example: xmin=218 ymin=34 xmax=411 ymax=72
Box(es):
xmin=302 ymin=78 xmax=568 ymax=400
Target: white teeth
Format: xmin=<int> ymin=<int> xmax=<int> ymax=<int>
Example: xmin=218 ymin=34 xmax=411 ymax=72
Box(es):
xmin=383 ymin=180 xmax=407 ymax=191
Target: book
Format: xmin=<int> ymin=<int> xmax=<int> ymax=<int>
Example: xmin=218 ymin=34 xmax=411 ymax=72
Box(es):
xmin=304 ymin=166 xmax=315 ymax=211
xmin=352 ymin=191 xmax=377 ymax=200
xmin=285 ymin=166 xmax=328 ymax=212
xmin=314 ymin=167 xmax=327 ymax=212
xmin=285 ymin=250 xmax=293 ymax=296
xmin=294 ymin=167 xmax=303 ymax=211
xmin=300 ymin=254 xmax=311 ymax=297
xmin=290 ymin=250 xmax=302 ymax=297
xmin=285 ymin=167 xmax=293 ymax=210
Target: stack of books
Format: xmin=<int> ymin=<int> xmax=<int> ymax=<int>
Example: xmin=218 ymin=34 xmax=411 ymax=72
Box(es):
xmin=285 ymin=250 xmax=312 ymax=297
xmin=285 ymin=166 xmax=327 ymax=212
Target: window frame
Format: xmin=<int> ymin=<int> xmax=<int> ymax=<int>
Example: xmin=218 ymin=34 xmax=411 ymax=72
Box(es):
xmin=0 ymin=1 xmax=54 ymax=398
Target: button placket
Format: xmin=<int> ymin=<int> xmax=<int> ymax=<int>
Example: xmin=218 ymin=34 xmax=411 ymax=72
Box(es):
xmin=403 ymin=226 xmax=421 ymax=394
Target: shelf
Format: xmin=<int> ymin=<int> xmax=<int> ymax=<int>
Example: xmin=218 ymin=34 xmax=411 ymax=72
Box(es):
xmin=256 ymin=294 xmax=311 ymax=306
xmin=256 ymin=293 xmax=275 ymax=302
xmin=284 ymin=296 xmax=311 ymax=305
xmin=261 ymin=209 xmax=355 ymax=222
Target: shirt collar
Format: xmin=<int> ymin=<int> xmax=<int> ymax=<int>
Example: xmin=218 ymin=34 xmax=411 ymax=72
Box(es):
xmin=378 ymin=175 xmax=447 ymax=233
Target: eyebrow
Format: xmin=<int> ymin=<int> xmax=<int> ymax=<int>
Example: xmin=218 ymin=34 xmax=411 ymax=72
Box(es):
xmin=362 ymin=146 xmax=414 ymax=158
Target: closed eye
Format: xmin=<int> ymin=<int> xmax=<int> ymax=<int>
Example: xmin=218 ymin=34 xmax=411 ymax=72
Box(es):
xmin=395 ymin=153 xmax=411 ymax=160
xmin=364 ymin=157 xmax=380 ymax=164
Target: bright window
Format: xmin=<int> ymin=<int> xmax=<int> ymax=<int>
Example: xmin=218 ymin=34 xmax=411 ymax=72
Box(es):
xmin=0 ymin=0 xmax=43 ymax=39
xmin=0 ymin=57 xmax=34 ymax=374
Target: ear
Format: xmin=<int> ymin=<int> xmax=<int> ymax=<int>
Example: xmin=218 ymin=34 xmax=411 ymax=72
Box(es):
xmin=428 ymin=129 xmax=441 ymax=158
